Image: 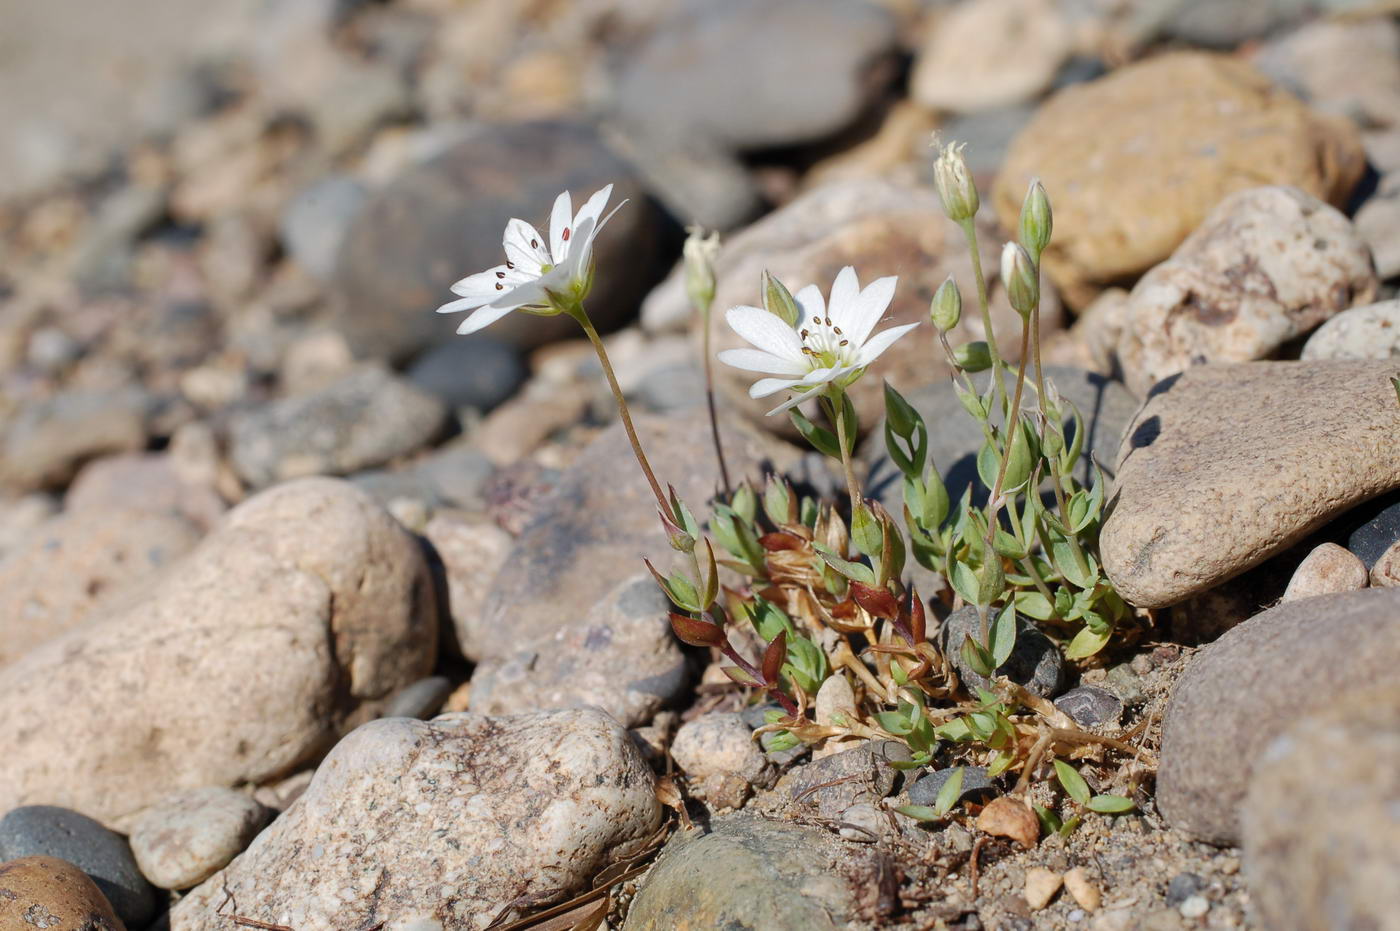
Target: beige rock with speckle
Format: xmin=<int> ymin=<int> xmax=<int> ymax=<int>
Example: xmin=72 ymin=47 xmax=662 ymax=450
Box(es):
xmin=813 ymin=673 xmax=861 ymax=759
xmin=1064 ymin=866 xmax=1101 ymax=912
xmin=0 ymin=856 xmax=126 ymax=931
xmin=671 ymin=712 xmax=772 ymax=809
xmin=171 ymin=710 xmax=661 ymax=931
xmin=1370 ymin=540 xmax=1400 ymax=588
xmin=1303 ymin=299 xmax=1400 ymax=362
xmin=421 ymin=511 xmax=513 ymax=661
xmin=129 ymin=787 xmax=270 ymax=890
xmin=1282 ymin=543 xmax=1369 ymax=602
xmin=1025 ymin=867 xmax=1063 ymax=910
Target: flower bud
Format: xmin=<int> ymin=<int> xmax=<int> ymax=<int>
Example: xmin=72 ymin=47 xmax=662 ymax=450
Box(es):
xmin=930 ymin=276 xmax=962 ymax=331
xmin=1001 ymin=242 xmax=1039 ymax=318
xmin=1018 ymin=178 xmax=1053 ymax=260
xmin=683 ymin=225 xmax=720 ymax=312
xmin=953 ymin=341 xmax=993 ymax=372
xmin=761 ymin=269 xmax=801 ymax=327
xmin=933 ymin=140 xmax=979 ymax=222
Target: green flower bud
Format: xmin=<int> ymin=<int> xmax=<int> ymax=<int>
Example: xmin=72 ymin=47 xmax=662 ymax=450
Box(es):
xmin=1018 ymin=178 xmax=1052 ymax=261
xmin=953 ymin=341 xmax=993 ymax=372
xmin=761 ymin=269 xmax=801 ymax=327
xmin=933 ymin=140 xmax=979 ymax=223
xmin=930 ymin=276 xmax=962 ymax=331
xmin=1000 ymin=242 xmax=1039 ymax=319
xmin=683 ymin=225 xmax=720 ymax=312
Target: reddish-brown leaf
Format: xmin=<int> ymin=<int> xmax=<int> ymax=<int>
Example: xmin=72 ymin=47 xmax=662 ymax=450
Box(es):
xmin=851 ymin=581 xmax=899 ymax=619
xmin=758 ymin=531 xmax=806 ymax=552
xmin=668 ymin=612 xmax=725 ymax=648
xmin=761 ymin=630 xmax=787 ymax=685
xmin=909 ymin=589 xmax=927 ymax=643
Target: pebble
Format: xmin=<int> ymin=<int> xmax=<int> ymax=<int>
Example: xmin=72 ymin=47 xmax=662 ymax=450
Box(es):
xmin=171 ymin=709 xmax=661 ymax=929
xmin=1280 ymin=542 xmax=1368 ymax=602
xmin=671 ymin=712 xmax=772 ymax=809
xmin=642 ymin=177 xmax=1062 ymax=430
xmin=0 ymin=478 xmax=437 ymax=828
xmin=0 ymin=506 xmax=201 ymax=667
xmin=1165 ymin=872 xmax=1205 ymax=906
xmin=227 ymin=364 xmax=447 ymax=488
xmin=466 ymin=574 xmax=690 ymax=728
xmin=993 ymin=52 xmax=1366 ymax=308
xmin=1242 ymin=685 xmax=1400 ymax=931
xmin=1157 ymin=587 xmax=1400 ymax=844
xmin=1115 ymin=186 xmax=1376 ymax=395
xmin=940 ymin=605 xmax=1065 ymax=698
xmin=1346 ymin=494 xmax=1400 ymax=570
xmin=332 ymin=121 xmax=671 ymax=360
xmin=1025 ymin=867 xmax=1063 ymax=910
xmin=128 ymin=787 xmax=269 ymax=890
xmin=0 ymin=388 xmax=151 ymax=491
xmin=1101 ymin=360 xmax=1400 ymax=608
xmin=0 ymin=805 xmax=155 ymax=927
xmin=381 ymin=676 xmax=453 ymax=720
xmin=405 ymin=337 xmax=526 ymax=413
xmin=1053 ymin=686 xmax=1124 ymax=728
xmin=1064 ymin=867 xmax=1101 ymax=912
xmin=1149 ymin=0 xmax=1312 ymax=48
xmin=623 ymin=812 xmax=879 ymax=929
xmin=66 ymin=453 xmax=226 ymax=529
xmin=420 ymin=511 xmax=513 ymax=662
xmin=1178 ymin=895 xmax=1210 ymax=919
xmin=410 ymin=441 xmax=497 ymax=511
xmin=0 ymin=856 xmax=126 ymax=931
xmin=278 ymin=174 xmax=368 ymax=282
xmin=911 ymin=0 xmax=1071 ymax=114
xmin=1370 ymin=540 xmax=1400 ymax=587
xmin=777 ymin=741 xmax=910 ymax=818
xmin=1302 ymin=299 xmax=1400 ymax=361
xmin=907 ymin=766 xmax=996 ymax=808
xmin=1355 ymin=175 xmax=1400 ymax=279
xmin=1251 ymin=16 xmax=1400 ymax=129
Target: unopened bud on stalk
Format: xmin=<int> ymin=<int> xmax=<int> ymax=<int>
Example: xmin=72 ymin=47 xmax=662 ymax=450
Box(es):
xmin=684 ymin=225 xmax=720 ymax=311
xmin=930 ymin=276 xmax=962 ymax=330
xmin=761 ymin=269 xmax=801 ymax=327
xmin=933 ymin=140 xmax=979 ymax=222
xmin=953 ymin=340 xmax=993 ymax=372
xmin=1018 ymin=179 xmax=1052 ymax=261
xmin=1001 ymin=242 xmax=1039 ymax=318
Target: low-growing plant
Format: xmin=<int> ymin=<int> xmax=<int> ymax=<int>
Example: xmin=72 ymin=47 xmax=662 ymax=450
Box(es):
xmin=434 ymin=141 xmax=1145 ymax=844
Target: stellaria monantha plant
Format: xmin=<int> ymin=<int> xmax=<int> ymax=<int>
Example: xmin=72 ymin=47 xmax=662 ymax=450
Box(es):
xmin=436 ymin=140 xmax=1144 ymax=839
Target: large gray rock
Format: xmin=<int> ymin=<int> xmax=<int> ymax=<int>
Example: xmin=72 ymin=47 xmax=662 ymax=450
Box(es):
xmin=1242 ymin=686 xmax=1400 ymax=931
xmin=939 ymin=605 xmax=1066 ymax=698
xmin=171 ymin=710 xmax=661 ymax=930
xmin=1157 ymin=587 xmax=1400 ymax=844
xmin=0 ymin=478 xmax=437 ymax=829
xmin=1115 ymin=186 xmax=1377 ymax=395
xmin=332 ymin=121 xmax=673 ymax=360
xmin=624 ymin=813 xmax=888 ymax=929
xmin=1101 ymin=360 xmax=1400 ymax=609
xmin=1 ymin=388 xmax=152 ymax=491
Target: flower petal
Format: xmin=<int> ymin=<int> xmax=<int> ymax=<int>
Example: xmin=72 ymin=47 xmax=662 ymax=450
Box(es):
xmin=846 ymin=275 xmax=898 ymax=346
xmin=827 ymin=266 xmax=861 ymax=326
xmin=725 ymin=305 xmax=804 ymax=360
xmin=549 ymin=190 xmax=573 ymax=263
xmin=718 ymin=347 xmax=810 ymax=376
xmin=766 ymin=384 xmax=828 ymax=416
xmin=793 ymin=284 xmax=826 ymax=328
xmin=854 ymin=322 xmax=920 ymax=366
xmin=559 ymin=214 xmax=598 ymax=282
xmin=748 ymin=375 xmax=807 ymax=399
xmin=437 ymin=294 xmax=489 ymax=315
xmin=456 ymin=302 xmax=519 ymax=335
xmin=449 ymin=266 xmax=513 ymax=301
xmin=503 ymin=219 xmax=549 ymax=271
xmin=573 ymin=184 xmax=614 ymax=232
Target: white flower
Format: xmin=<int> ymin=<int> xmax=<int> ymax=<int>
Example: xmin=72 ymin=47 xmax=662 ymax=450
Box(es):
xmin=436 ymin=184 xmax=622 ymax=334
xmin=718 ymin=266 xmax=918 ymax=415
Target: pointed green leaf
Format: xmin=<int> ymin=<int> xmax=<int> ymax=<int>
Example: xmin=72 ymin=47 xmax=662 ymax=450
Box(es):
xmin=895 ymin=805 xmax=942 ymax=822
xmin=1064 ymin=623 xmax=1113 ymax=659
xmin=934 ymin=767 xmax=965 ymax=817
xmin=1014 ymin=589 xmax=1054 ymax=620
xmin=789 ymin=407 xmax=841 ymax=459
xmin=962 ymin=635 xmax=995 ymax=678
xmin=989 ymin=603 xmax=1018 ymax=667
xmin=810 ymin=542 xmax=876 ymax=585
xmin=1087 ymin=795 xmax=1136 ymax=814
xmin=1054 ymin=760 xmax=1092 ymax=805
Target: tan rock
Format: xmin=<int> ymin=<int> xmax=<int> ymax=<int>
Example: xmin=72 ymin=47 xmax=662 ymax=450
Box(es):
xmin=421 ymin=510 xmax=514 ymax=661
xmin=1370 ymin=540 xmax=1400 ymax=588
xmin=0 ymin=478 xmax=437 ymax=828
xmin=813 ymin=673 xmax=862 ymax=758
xmin=1281 ymin=542 xmax=1368 ymax=602
xmin=642 ymin=178 xmax=1062 ymax=432
xmin=975 ymin=795 xmax=1039 ymax=848
xmin=1101 ymin=360 xmax=1400 ymax=609
xmin=1115 ymin=186 xmax=1376 ymax=395
xmin=1064 ymin=866 xmax=1101 ymax=912
xmin=911 ymin=0 xmax=1071 ymax=114
xmin=0 ymin=856 xmax=125 ymax=931
xmin=129 ymin=787 xmax=269 ymax=890
xmin=1355 ymin=175 xmax=1400 ymax=280
xmin=171 ymin=710 xmax=661 ymax=930
xmin=994 ymin=52 xmax=1366 ymax=308
xmin=0 ymin=507 xmax=201 ymax=667
xmin=1024 ymin=866 xmax=1063 ymax=910
xmin=1302 ymin=299 xmax=1400 ymax=362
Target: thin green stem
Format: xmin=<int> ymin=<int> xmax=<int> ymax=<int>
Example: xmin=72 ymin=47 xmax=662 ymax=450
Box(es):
xmin=569 ymin=304 xmax=669 ymax=514
xmin=828 ymin=389 xmax=863 ymax=510
xmin=958 ymin=218 xmax=1008 ymax=418
xmin=700 ymin=305 xmax=733 ymax=496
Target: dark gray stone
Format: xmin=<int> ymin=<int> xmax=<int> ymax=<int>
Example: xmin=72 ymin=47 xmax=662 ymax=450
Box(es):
xmin=406 ymin=337 xmax=526 ymax=412
xmin=381 ymin=676 xmax=453 ymax=719
xmin=1147 ymin=0 xmax=1320 ymax=48
xmin=0 ymin=805 xmax=157 ymax=927
xmin=777 ymin=741 xmax=911 ymax=819
xmin=228 ymin=364 xmax=448 ymax=488
xmin=1054 ymin=686 xmax=1123 ymax=728
xmin=939 ymin=606 xmax=1066 ymax=698
xmin=906 ymin=766 xmax=996 ymax=807
xmin=332 ymin=121 xmax=675 ymax=360
xmin=413 ymin=440 xmax=496 ymax=510
xmin=1 ymin=387 xmax=152 ymax=490
xmin=1165 ymin=872 xmax=1206 ymax=907
xmin=634 ymin=361 xmax=705 ymax=413
xmin=1344 ymin=492 xmax=1400 ymax=569
xmin=929 ymin=105 xmax=1037 ymax=177
xmin=280 ymin=175 xmax=368 ymax=282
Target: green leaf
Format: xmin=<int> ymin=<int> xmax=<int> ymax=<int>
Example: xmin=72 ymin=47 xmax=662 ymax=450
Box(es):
xmin=992 ymin=528 xmax=1028 ymax=560
xmin=810 ymin=542 xmax=876 ymax=585
xmin=934 ymin=718 xmax=972 ymax=741
xmin=954 ymin=380 xmax=988 ymax=420
xmin=977 ymin=436 xmax=1001 ymax=492
xmin=663 ymin=572 xmax=701 ymax=612
xmin=731 ymin=483 xmax=757 ymax=524
xmin=962 ymin=634 xmax=995 ymax=679
xmin=888 ymin=754 xmax=933 ymax=771
xmin=987 ymin=749 xmax=1014 ymax=778
xmin=1058 ymin=814 xmax=1082 ymax=838
xmin=1087 ymin=795 xmax=1136 ymax=813
xmin=763 ymin=479 xmax=791 ymax=526
xmin=977 ymin=555 xmax=1005 ymax=605
xmin=895 ymin=805 xmax=942 ymax=822
xmin=989 ymin=603 xmax=1018 ymax=668
xmin=749 ymin=597 xmax=792 ymax=641
xmin=851 ymin=504 xmax=883 ymax=557
xmin=763 ymin=730 xmax=800 ymax=752
xmin=934 ymin=767 xmax=965 ymax=817
xmin=953 ymin=341 xmax=993 ymax=372
xmin=1054 ymin=760 xmax=1092 ymax=805
xmin=1064 ymin=623 xmax=1112 ymax=660
xmin=1014 ymin=589 xmax=1054 ymax=621
xmin=1033 ymin=803 xmax=1062 ymax=835
xmin=883 ymin=382 xmax=928 ymax=479
xmin=789 ymin=407 xmax=841 ymax=459
xmin=700 ymin=540 xmax=719 ymax=608
xmin=922 ymin=467 xmax=950 ymax=530
xmin=950 ymin=560 xmax=980 ymax=605
xmin=875 ymin=711 xmax=913 ymax=736
xmin=1001 ymin=417 xmax=1034 ymax=491
xmin=1060 ymin=399 xmax=1086 ymax=473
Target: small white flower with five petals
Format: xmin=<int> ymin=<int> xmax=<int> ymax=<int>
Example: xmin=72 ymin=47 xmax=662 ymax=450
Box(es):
xmin=718 ymin=266 xmax=918 ymax=415
xmin=436 ymin=184 xmax=622 ymax=334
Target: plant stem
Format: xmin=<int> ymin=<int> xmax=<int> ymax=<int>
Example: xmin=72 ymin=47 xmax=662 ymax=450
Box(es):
xmin=1028 ymin=301 xmax=1091 ymax=582
xmin=958 ymin=217 xmax=1008 ymax=417
xmin=827 ymin=389 xmax=863 ymax=510
xmin=569 ymin=304 xmax=668 ymax=514
xmin=700 ymin=305 xmax=733 ymax=496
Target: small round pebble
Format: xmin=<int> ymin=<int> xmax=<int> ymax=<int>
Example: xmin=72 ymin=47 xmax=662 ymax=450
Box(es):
xmin=381 ymin=676 xmax=453 ymax=720
xmin=1179 ymin=894 xmax=1210 ymax=919
xmin=0 ymin=856 xmax=126 ymax=931
xmin=129 ymin=787 xmax=270 ymax=890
